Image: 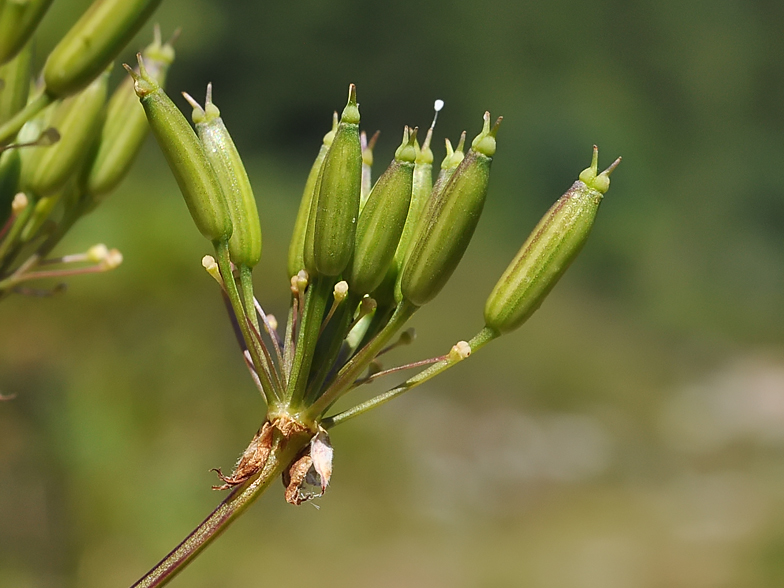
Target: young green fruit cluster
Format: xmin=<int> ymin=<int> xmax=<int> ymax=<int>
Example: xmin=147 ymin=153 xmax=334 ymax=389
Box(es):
xmin=0 ymin=1 xmax=170 ymax=297
xmin=129 ymin=74 xmax=621 ymax=586
xmin=133 ymin=76 xmax=620 ymax=439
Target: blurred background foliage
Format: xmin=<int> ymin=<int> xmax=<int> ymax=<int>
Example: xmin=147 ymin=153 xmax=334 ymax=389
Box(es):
xmin=3 ymin=0 xmax=784 ymax=586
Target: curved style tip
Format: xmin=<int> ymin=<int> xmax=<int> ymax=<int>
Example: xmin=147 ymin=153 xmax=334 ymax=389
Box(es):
xmin=604 ymin=156 xmax=622 ymax=176
xmin=490 ymin=116 xmax=503 ymax=137
xmin=367 ymin=129 xmax=380 ymax=150
xmin=578 ymin=146 xmax=620 ymax=194
xmin=182 ymin=91 xmax=205 ymax=123
xmin=347 ymin=83 xmax=357 ymax=106
xmin=455 ymin=130 xmax=467 ymax=153
xmin=181 ymin=91 xmax=201 ymax=110
xmin=168 ymin=27 xmax=182 ymax=46
xmin=122 ymin=62 xmax=136 ymax=78
xmin=422 ymin=126 xmax=434 ymax=151
xmin=153 ymin=23 xmax=162 ymax=46
xmin=127 ymin=54 xmax=159 ymax=97
xmin=444 ymin=138 xmax=454 ymax=157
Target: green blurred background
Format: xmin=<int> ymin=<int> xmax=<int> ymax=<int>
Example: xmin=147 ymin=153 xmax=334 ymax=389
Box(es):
xmin=3 ymin=0 xmax=784 ymax=586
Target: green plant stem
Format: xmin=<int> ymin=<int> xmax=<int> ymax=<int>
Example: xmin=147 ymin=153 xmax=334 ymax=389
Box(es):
xmin=0 ymin=91 xmax=53 ymax=145
xmin=130 ymin=428 xmax=310 ymax=588
xmin=303 ymin=292 xmax=358 ymax=405
xmin=306 ymin=299 xmax=418 ymax=419
xmin=285 ymin=275 xmax=332 ymax=408
xmin=0 ymin=203 xmax=35 ymax=274
xmin=323 ymin=326 xmax=499 ymax=428
xmin=282 ymin=302 xmax=295 ymax=377
xmin=238 ymin=264 xmax=259 ymax=332
xmin=214 ymin=241 xmax=279 ymax=402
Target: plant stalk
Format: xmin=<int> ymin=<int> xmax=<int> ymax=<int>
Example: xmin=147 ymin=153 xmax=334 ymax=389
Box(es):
xmin=131 ymin=427 xmax=309 ymax=588
xmin=214 ymin=240 xmax=279 ymax=401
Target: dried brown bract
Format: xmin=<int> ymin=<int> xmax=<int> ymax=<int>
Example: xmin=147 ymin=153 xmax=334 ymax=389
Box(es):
xmin=283 ymin=428 xmax=333 ymax=505
xmin=212 ymin=415 xmax=312 ymax=491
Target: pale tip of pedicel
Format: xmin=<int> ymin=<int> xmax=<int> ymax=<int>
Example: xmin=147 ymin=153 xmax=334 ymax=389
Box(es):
xmin=202 ymin=255 xmax=217 ymax=270
xmin=153 ymin=23 xmax=162 ymax=46
xmin=267 ymin=314 xmax=278 ymax=332
xmin=449 ymin=341 xmax=471 ymax=361
xmin=434 ymin=99 xmax=444 ymax=112
xmin=100 ymin=249 xmax=123 ymax=270
xmin=87 ymin=244 xmax=109 ymax=263
xmin=334 ymin=280 xmax=349 ymax=299
xmin=11 ymin=192 xmax=28 ymax=214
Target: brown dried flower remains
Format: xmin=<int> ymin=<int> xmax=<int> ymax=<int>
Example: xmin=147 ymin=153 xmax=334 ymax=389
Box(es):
xmin=211 ymin=415 xmax=312 ymax=491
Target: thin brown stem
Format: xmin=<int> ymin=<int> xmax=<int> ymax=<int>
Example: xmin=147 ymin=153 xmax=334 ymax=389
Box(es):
xmin=130 ymin=427 xmax=310 ymax=588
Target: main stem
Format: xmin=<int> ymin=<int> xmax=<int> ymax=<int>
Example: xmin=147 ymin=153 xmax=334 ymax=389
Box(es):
xmin=131 ymin=428 xmax=309 ymax=588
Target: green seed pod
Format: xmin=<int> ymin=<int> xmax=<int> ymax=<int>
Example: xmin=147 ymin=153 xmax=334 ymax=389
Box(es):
xmin=83 ymin=28 xmax=176 ymax=199
xmin=126 ymin=55 xmax=231 ymax=243
xmin=484 ymin=147 xmax=620 ymax=334
xmin=0 ymin=0 xmax=53 ymax=66
xmin=400 ymin=113 xmax=501 ymax=307
xmin=394 ymin=126 xmax=434 ymax=272
xmin=184 ymin=83 xmax=261 ymax=268
xmin=22 ymin=67 xmax=109 ymax=196
xmin=0 ymin=39 xmax=31 ymax=124
xmin=369 ymin=128 xmax=433 ymax=309
xmin=287 ymin=111 xmax=337 ymax=278
xmin=393 ymin=131 xmax=466 ymax=302
xmin=311 ymin=84 xmax=362 ymax=277
xmin=346 ymin=126 xmax=416 ymax=296
xmin=43 ymin=0 xmax=162 ymax=98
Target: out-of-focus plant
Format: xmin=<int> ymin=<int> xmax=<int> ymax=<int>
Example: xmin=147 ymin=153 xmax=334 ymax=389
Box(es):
xmin=126 ymin=51 xmax=621 ymax=585
xmin=0 ymin=0 xmax=170 ymax=299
